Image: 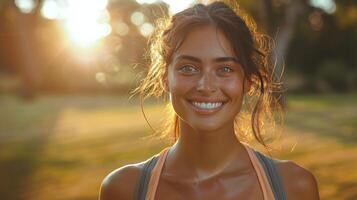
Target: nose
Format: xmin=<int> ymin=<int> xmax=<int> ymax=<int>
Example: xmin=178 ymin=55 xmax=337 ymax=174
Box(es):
xmin=196 ymin=71 xmax=217 ymax=94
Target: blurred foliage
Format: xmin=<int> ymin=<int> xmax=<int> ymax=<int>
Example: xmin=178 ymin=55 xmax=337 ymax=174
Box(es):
xmin=317 ymin=60 xmax=350 ymax=91
xmin=0 ymin=0 xmax=356 ymax=96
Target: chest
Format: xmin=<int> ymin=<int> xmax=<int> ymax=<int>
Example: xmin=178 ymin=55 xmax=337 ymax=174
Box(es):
xmin=155 ymin=170 xmax=264 ymax=200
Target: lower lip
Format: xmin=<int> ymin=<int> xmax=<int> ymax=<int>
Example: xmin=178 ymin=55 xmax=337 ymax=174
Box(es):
xmin=188 ymin=101 xmax=224 ymax=115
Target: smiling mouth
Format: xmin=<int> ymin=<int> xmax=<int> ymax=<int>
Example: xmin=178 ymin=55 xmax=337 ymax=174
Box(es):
xmin=191 ymin=101 xmax=223 ymax=109
xmin=188 ymin=100 xmax=226 ymax=114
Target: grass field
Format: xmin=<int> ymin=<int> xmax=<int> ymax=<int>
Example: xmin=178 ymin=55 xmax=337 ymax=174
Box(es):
xmin=0 ymin=94 xmax=356 ymax=200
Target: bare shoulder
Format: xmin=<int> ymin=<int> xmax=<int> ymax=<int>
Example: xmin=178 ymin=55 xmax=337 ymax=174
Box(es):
xmin=275 ymin=160 xmax=320 ymax=200
xmin=99 ymin=162 xmax=145 ymax=200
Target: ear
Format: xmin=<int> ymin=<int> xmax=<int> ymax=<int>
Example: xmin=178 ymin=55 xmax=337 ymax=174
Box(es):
xmin=243 ymin=77 xmax=252 ymax=94
xmin=162 ymin=72 xmax=169 ymax=93
xmin=163 ymin=79 xmax=169 ymax=93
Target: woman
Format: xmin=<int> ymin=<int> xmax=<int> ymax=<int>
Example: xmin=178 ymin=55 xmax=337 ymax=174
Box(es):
xmin=100 ymin=1 xmax=319 ymax=199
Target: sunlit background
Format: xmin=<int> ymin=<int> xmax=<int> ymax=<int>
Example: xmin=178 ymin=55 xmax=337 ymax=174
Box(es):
xmin=0 ymin=0 xmax=356 ymax=200
xmin=15 ymin=0 xmax=196 ymax=48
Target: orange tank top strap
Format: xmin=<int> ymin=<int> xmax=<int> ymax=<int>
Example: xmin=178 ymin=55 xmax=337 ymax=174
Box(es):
xmin=243 ymin=144 xmax=276 ymax=200
xmin=145 ymin=147 xmax=170 ymax=200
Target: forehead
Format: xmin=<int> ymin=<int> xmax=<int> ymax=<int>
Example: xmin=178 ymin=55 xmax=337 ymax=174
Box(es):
xmin=173 ymin=25 xmax=236 ymax=61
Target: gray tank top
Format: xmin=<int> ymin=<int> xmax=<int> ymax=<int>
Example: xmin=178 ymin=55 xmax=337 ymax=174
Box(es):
xmin=134 ymin=150 xmax=287 ymax=200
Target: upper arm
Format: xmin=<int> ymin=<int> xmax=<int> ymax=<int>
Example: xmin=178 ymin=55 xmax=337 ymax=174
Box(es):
xmin=276 ymin=160 xmax=320 ymax=200
xmin=99 ymin=164 xmax=143 ymax=200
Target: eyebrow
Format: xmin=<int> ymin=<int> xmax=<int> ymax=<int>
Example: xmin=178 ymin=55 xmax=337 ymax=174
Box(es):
xmin=174 ymin=55 xmax=239 ymax=63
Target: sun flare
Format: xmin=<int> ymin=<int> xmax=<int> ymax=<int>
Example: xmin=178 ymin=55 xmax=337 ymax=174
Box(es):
xmin=41 ymin=0 xmax=112 ymax=48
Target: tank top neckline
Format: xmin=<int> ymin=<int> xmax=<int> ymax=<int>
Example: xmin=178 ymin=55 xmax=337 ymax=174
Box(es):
xmin=144 ymin=144 xmax=276 ymax=200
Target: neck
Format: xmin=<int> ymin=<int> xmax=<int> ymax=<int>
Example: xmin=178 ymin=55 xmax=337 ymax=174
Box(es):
xmin=165 ymin=120 xmax=247 ymax=182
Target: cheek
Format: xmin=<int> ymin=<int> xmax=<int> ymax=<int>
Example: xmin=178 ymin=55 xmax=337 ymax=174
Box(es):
xmin=223 ymin=78 xmax=244 ymax=98
xmin=168 ymin=74 xmax=194 ymax=94
xmin=167 ymin=75 xmax=184 ymax=104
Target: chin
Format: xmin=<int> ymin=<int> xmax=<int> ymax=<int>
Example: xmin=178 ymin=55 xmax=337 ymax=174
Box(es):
xmin=190 ymin=122 xmax=224 ymax=134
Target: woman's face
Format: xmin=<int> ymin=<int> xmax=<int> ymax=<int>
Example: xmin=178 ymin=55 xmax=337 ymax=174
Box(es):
xmin=166 ymin=25 xmax=247 ymax=132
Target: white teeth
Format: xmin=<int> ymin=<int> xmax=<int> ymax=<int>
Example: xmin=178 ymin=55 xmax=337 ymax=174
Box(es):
xmin=191 ymin=101 xmax=223 ymax=110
